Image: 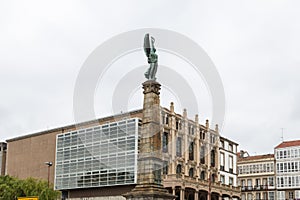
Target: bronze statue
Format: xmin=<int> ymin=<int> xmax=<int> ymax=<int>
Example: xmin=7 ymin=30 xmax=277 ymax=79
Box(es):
xmin=144 ymin=33 xmax=158 ymax=81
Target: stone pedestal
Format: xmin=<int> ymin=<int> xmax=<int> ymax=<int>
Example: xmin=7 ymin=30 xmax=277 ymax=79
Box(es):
xmin=123 ymin=80 xmax=175 ymax=200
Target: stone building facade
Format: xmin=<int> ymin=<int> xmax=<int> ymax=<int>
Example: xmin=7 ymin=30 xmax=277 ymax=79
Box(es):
xmin=159 ymin=103 xmax=240 ymax=200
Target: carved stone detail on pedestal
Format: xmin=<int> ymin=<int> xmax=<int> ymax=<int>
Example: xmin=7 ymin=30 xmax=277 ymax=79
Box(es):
xmin=142 ymin=80 xmax=161 ymax=95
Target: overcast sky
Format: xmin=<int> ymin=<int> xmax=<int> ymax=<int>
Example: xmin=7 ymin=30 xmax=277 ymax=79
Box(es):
xmin=1 ymin=0 xmax=300 ymax=155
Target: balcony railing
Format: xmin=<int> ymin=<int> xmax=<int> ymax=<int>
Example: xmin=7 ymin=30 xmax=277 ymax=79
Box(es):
xmin=241 ymin=185 xmax=269 ymax=191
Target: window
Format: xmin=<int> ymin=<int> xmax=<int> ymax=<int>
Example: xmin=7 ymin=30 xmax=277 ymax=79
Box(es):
xmin=210 ymin=149 xmax=215 ymax=167
xmin=247 ymin=193 xmax=252 ymax=200
xmin=229 ymin=156 xmax=233 ymax=173
xmin=247 ymin=179 xmax=253 ymax=190
xmin=295 ymin=149 xmax=299 ymax=158
xmin=241 ymin=194 xmax=245 ymax=200
xmin=256 ymin=193 xmax=261 ymax=200
xmin=296 ymin=190 xmax=300 ymax=199
xmin=189 ymin=141 xmax=194 ymax=160
xmin=162 ymin=132 xmax=168 ymax=153
xmin=200 ymin=145 xmax=205 ymax=164
xmin=277 ymin=191 xmax=285 ymax=200
xmin=176 ymin=164 xmax=182 ymax=175
xmin=289 ymin=191 xmax=294 ymax=200
xmin=220 ymin=140 xmax=224 ymax=148
xmin=188 ymin=168 xmax=194 ymax=177
xmin=176 ymin=120 xmax=179 ymax=130
xmin=210 ymin=133 xmax=216 ymax=144
xmin=153 ymin=164 xmax=161 ymax=184
xmin=268 ymin=191 xmax=275 ymax=200
xmin=176 ymin=137 xmax=182 ymax=157
xmin=200 ymin=171 xmax=205 ymax=180
xmin=220 ymin=153 xmax=225 ymax=171
xmin=229 ymin=144 xmax=233 ymax=152
xmin=255 ymin=179 xmax=261 ymax=189
xmin=262 ymin=178 xmax=267 ymax=188
xmin=200 ymin=129 xmax=205 ymax=140
xmin=268 ymin=177 xmax=274 ymax=186
xmin=163 ymin=161 xmax=168 ymax=175
xmin=220 ymin=175 xmax=225 ymax=184
xmin=189 ymin=125 xmax=194 ymax=135
xmin=211 ymin=173 xmax=216 ymax=182
xmin=241 ymin=179 xmax=246 ymax=187
xmin=229 ymin=177 xmax=233 ymax=185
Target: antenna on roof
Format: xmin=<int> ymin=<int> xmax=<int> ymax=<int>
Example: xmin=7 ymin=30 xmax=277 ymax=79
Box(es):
xmin=280 ymin=128 xmax=285 ymax=142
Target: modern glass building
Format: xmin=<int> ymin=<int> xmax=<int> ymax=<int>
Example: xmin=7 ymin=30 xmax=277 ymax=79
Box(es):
xmin=55 ymin=118 xmax=141 ymax=190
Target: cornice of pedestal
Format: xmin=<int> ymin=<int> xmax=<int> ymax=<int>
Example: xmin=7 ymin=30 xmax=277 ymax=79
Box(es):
xmin=142 ymin=80 xmax=161 ymax=95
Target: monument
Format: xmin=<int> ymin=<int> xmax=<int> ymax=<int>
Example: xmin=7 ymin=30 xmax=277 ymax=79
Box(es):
xmin=123 ymin=34 xmax=175 ymax=200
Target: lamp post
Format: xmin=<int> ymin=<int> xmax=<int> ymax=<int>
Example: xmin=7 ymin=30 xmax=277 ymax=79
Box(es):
xmin=45 ymin=161 xmax=53 ymax=188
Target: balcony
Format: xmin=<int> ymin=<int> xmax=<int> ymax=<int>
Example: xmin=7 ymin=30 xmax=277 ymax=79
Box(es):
xmin=241 ymin=185 xmax=269 ymax=191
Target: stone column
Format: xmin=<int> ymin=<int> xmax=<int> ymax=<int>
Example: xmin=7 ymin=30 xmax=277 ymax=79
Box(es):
xmin=180 ymin=188 xmax=185 ymax=200
xmin=195 ymin=191 xmax=199 ymax=200
xmin=195 ymin=115 xmax=200 ymax=179
xmin=123 ymin=80 xmax=175 ymax=200
xmin=183 ymin=109 xmax=189 ymax=176
xmin=170 ymin=103 xmax=176 ymax=175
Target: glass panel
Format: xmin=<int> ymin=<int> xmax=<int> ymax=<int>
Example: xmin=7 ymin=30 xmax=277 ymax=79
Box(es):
xmin=55 ymin=118 xmax=139 ymax=190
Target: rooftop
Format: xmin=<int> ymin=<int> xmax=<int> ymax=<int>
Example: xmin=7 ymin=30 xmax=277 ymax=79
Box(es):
xmin=238 ymin=153 xmax=274 ymax=162
xmin=275 ymin=139 xmax=300 ymax=149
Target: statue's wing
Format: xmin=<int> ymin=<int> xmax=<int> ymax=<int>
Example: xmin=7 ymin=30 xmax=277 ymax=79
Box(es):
xmin=144 ymin=33 xmax=151 ymax=57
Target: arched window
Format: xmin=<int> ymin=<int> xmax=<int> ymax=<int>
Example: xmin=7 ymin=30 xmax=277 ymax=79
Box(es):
xmin=189 ymin=168 xmax=194 ymax=177
xmin=189 ymin=141 xmax=194 ymax=160
xmin=162 ymin=132 xmax=168 ymax=153
xmin=200 ymin=145 xmax=205 ymax=164
xmin=200 ymin=171 xmax=205 ymax=180
xmin=163 ymin=161 xmax=168 ymax=175
xmin=211 ymin=173 xmax=216 ymax=182
xmin=200 ymin=129 xmax=205 ymax=140
xmin=176 ymin=137 xmax=182 ymax=157
xmin=210 ymin=149 xmax=215 ymax=167
xmin=176 ymin=164 xmax=182 ymax=174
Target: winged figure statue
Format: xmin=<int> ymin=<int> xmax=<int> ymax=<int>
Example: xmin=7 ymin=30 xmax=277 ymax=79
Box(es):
xmin=143 ymin=33 xmax=158 ymax=80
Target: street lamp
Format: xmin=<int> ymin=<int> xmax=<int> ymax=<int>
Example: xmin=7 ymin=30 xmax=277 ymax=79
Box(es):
xmin=45 ymin=161 xmax=53 ymax=188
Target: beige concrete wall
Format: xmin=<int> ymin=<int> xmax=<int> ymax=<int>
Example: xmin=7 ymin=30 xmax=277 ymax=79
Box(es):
xmin=6 ymin=130 xmax=60 ymax=183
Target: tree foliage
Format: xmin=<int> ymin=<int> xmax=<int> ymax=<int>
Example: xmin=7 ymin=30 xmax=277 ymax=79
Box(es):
xmin=0 ymin=175 xmax=60 ymax=200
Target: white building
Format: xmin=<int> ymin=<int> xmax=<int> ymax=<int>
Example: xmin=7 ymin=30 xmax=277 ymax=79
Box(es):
xmin=275 ymin=140 xmax=300 ymax=200
xmin=219 ymin=137 xmax=238 ymax=188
